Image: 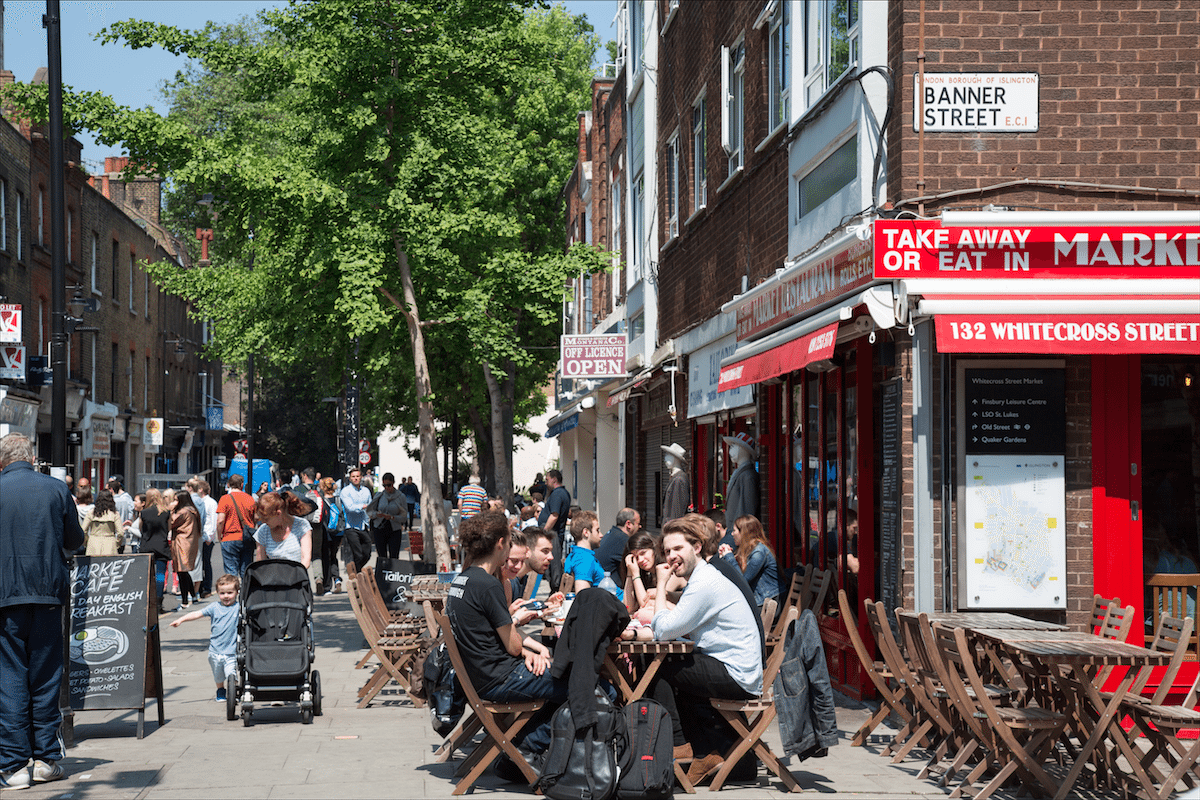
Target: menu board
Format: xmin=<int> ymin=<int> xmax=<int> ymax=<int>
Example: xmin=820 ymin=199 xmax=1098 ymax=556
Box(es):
xmin=879 ymin=379 xmax=902 ymax=618
xmin=68 ymin=555 xmax=164 ymax=736
xmin=959 ymin=366 xmax=1066 ymax=609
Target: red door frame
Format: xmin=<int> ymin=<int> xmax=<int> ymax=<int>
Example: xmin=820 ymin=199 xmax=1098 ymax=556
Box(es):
xmin=1091 ymin=354 xmax=1143 ymax=640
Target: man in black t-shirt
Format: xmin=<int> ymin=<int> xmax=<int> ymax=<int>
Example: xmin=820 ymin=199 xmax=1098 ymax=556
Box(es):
xmin=446 ymin=512 xmax=566 ymax=759
xmin=536 ymin=469 xmax=571 ymax=591
xmin=595 ymin=508 xmax=640 ymax=582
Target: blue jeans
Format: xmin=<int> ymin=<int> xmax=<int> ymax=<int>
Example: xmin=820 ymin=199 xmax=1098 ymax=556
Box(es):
xmin=221 ymin=540 xmax=253 ymax=578
xmin=0 ymin=605 xmax=65 ymax=772
xmin=154 ymin=558 xmax=168 ymax=601
xmin=200 ymin=542 xmax=216 ymax=594
xmin=481 ymin=662 xmax=570 ymax=753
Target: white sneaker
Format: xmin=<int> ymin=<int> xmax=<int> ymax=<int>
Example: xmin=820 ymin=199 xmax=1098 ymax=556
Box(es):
xmin=31 ymin=760 xmax=65 ymax=783
xmin=0 ymin=764 xmax=31 ymax=790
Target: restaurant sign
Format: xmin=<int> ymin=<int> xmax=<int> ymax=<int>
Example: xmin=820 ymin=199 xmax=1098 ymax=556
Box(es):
xmin=736 ymin=238 xmax=873 ymax=341
xmin=561 ymin=334 xmax=627 ymax=379
xmin=874 ymin=220 xmax=1200 ymax=280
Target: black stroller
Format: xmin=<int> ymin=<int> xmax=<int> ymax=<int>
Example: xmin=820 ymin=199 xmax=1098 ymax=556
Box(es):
xmin=226 ymin=559 xmax=322 ymax=725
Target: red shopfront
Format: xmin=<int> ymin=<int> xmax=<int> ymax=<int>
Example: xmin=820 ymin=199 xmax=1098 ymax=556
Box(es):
xmin=877 ymin=212 xmax=1200 ymax=696
xmin=718 ymin=235 xmax=897 ymax=698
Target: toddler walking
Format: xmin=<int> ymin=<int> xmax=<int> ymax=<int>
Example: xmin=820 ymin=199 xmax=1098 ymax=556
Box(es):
xmin=171 ymin=573 xmax=240 ymax=701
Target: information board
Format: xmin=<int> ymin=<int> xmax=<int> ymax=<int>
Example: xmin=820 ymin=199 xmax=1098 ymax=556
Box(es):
xmin=879 ymin=379 xmax=902 ymax=618
xmin=68 ymin=555 xmax=164 ymax=736
xmin=958 ymin=364 xmax=1066 ymax=609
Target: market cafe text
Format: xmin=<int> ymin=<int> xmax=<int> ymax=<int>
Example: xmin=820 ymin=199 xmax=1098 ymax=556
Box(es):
xmin=874 ymin=220 xmax=1200 ymax=279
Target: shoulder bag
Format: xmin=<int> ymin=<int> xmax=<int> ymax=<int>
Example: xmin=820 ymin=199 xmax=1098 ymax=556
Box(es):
xmin=231 ymin=494 xmax=257 ymax=546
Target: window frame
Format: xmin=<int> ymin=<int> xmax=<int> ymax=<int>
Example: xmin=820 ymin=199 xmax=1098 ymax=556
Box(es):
xmin=630 ymin=170 xmax=645 ymax=283
xmin=90 ymin=233 xmax=100 ymax=294
xmin=15 ymin=192 xmax=23 ymax=260
xmin=664 ymin=130 xmax=680 ymax=241
xmin=768 ymin=1 xmax=791 ymax=132
xmin=111 ymin=240 xmax=120 ymax=304
xmin=691 ymin=93 xmax=708 ymax=213
xmin=802 ymin=0 xmax=860 ymax=111
xmin=0 ymin=179 xmax=7 ymax=252
xmin=722 ymin=39 xmax=747 ymax=175
xmin=629 ymin=0 xmax=644 ymax=76
xmin=128 ymin=251 xmax=136 ymax=313
xmin=797 ymin=133 xmax=858 ymax=219
xmin=37 ymin=188 xmax=45 ymax=247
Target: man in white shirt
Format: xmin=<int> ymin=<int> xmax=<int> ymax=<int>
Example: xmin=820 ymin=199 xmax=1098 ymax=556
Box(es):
xmin=649 ymin=513 xmax=762 ymax=782
xmin=194 ymin=479 xmax=219 ymax=597
xmin=108 ymin=475 xmax=135 ymax=529
xmin=338 ymin=468 xmax=373 ymax=572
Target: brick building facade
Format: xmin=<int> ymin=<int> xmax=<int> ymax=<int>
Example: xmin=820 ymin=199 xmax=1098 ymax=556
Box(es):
xmin=0 ymin=69 xmax=222 ymax=490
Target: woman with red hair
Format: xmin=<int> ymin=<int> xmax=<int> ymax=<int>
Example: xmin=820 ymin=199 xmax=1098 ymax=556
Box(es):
xmin=252 ymin=490 xmax=315 ymax=567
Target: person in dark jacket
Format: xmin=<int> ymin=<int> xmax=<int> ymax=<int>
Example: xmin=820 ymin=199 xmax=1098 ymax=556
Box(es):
xmin=0 ymin=434 xmax=85 ymax=789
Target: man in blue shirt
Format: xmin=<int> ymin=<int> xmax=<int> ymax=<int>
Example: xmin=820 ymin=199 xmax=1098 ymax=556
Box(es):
xmin=0 ymin=434 xmax=85 ymax=789
xmin=562 ymin=511 xmax=622 ymax=601
xmin=339 ymin=468 xmax=373 ymax=572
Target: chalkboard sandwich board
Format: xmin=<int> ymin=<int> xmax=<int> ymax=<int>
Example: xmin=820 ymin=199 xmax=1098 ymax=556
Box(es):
xmin=68 ymin=554 xmax=164 ymax=737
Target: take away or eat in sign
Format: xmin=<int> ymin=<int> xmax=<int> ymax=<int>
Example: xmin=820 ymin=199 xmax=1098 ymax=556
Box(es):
xmin=874 ymin=220 xmax=1200 ymax=279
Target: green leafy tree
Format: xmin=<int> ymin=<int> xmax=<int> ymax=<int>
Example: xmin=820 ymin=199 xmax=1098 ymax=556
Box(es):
xmin=3 ymin=0 xmax=609 ymax=567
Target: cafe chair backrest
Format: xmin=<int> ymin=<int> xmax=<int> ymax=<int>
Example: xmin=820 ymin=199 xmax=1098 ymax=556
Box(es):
xmin=1089 ymin=593 xmax=1117 ymax=635
xmin=1147 ymin=573 xmax=1200 ymax=655
xmin=769 ymin=569 xmax=806 ymax=640
xmin=559 ymin=572 xmax=575 ymax=595
xmin=1135 ymin=613 xmax=1194 ymax=704
xmin=1099 ymin=602 xmax=1137 ymax=642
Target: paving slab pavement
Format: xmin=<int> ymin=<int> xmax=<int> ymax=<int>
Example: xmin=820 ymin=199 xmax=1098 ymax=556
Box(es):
xmin=14 ymin=589 xmax=1101 ymax=799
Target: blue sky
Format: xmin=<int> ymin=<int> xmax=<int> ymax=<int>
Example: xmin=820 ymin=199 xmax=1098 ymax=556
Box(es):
xmin=3 ymin=0 xmax=617 ymax=170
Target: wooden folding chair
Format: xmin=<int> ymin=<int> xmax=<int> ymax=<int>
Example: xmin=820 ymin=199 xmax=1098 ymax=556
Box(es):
xmin=897 ymin=612 xmax=981 ymax=784
xmin=1148 ymin=574 xmax=1200 ymax=653
xmin=432 ymin=608 xmax=545 ymax=795
xmin=1089 ymin=594 xmax=1118 ymax=635
xmin=802 ymin=568 xmax=832 ymax=616
xmin=1122 ymin=669 xmax=1200 ymax=799
xmin=864 ymin=602 xmax=938 ymax=762
xmin=768 ymin=569 xmax=805 ymax=642
xmin=931 ymin=622 xmax=1066 ymax=800
xmin=1092 ymin=601 xmax=1137 ymax=685
xmin=760 ymin=596 xmax=778 ymax=633
xmin=348 ymin=572 xmax=425 ymax=708
xmin=704 ymin=605 xmax=801 ymax=792
xmin=559 ymin=571 xmax=575 ymax=594
xmin=836 ymin=590 xmax=911 ymax=747
xmin=1123 ymin=614 xmax=1194 ymax=707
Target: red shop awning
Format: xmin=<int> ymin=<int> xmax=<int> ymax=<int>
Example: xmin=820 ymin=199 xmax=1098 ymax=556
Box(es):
xmin=718 ymin=322 xmax=840 ymax=391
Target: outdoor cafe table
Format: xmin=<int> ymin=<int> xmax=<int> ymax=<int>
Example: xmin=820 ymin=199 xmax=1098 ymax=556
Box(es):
xmin=898 ymin=610 xmax=1069 ymax=631
xmin=602 ymin=639 xmax=695 ymax=704
xmin=966 ymin=630 xmax=1172 ymax=800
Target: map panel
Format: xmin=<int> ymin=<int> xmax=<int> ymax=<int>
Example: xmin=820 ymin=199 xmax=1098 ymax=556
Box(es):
xmin=963 ymin=455 xmax=1066 ymax=609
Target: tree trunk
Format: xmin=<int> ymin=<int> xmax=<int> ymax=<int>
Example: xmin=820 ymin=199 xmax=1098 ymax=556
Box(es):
xmin=483 ymin=361 xmax=516 ymax=513
xmin=466 ymin=405 xmax=494 ymax=494
xmin=392 ymin=239 xmax=452 ymax=570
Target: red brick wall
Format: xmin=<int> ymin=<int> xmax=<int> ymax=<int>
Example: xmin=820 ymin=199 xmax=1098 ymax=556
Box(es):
xmin=887 ymin=0 xmax=1200 ymax=214
xmin=655 ymin=0 xmax=790 ymax=343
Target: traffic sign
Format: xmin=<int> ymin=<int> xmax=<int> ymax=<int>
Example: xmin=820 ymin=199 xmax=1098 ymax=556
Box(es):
xmin=358 ymin=450 xmax=371 ymax=466
xmin=358 ymin=438 xmax=371 ymax=452
xmin=233 ymin=439 xmax=248 ymax=454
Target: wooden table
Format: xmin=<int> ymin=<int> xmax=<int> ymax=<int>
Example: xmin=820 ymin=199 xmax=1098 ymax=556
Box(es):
xmin=602 ymin=639 xmax=696 ymax=794
xmin=899 ymin=610 xmax=1069 ymax=631
xmin=985 ymin=633 xmax=1171 ymax=800
xmin=602 ymin=639 xmax=694 ymax=703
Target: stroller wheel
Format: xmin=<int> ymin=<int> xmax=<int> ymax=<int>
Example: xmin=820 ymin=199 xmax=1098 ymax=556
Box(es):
xmin=242 ymin=708 xmax=252 ymax=727
xmin=312 ymin=671 xmax=322 ymax=717
xmin=301 ymin=707 xmax=314 ymax=724
xmin=225 ymin=676 xmax=237 ymax=721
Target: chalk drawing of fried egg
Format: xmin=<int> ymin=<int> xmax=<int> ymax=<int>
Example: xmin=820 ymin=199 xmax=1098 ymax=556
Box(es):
xmin=69 ymin=626 xmax=129 ymax=665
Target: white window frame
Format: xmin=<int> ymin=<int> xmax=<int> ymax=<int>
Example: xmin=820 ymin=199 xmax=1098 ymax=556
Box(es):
xmin=722 ymin=40 xmax=746 ymax=174
xmin=610 ymin=176 xmax=622 ymax=283
xmin=128 ymin=251 xmax=136 ymax=313
xmin=15 ymin=192 xmax=23 ymax=259
xmin=769 ymin=1 xmax=791 ymax=132
xmin=0 ymin=179 xmax=7 ymax=252
xmin=691 ymin=93 xmax=707 ymax=212
xmin=90 ymin=233 xmax=100 ymax=294
xmin=630 ymin=171 xmax=645 ymax=283
xmin=802 ymin=0 xmax=860 ymax=111
xmin=629 ymin=0 xmax=644 ymax=76
xmin=664 ymin=130 xmax=680 ymax=241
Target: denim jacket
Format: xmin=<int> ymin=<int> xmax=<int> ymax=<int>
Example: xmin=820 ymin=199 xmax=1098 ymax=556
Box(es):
xmin=722 ymin=542 xmax=780 ymax=606
xmin=774 ymin=608 xmax=838 ymax=760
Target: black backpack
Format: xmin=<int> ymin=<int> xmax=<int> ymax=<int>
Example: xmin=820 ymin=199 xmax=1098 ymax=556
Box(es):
xmin=539 ymin=690 xmax=628 ymax=800
xmin=617 ymin=700 xmax=674 ymax=800
xmin=422 ymin=641 xmax=465 ymax=737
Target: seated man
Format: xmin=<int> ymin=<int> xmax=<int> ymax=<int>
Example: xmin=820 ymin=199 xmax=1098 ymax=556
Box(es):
xmin=649 ymin=514 xmax=762 ymax=783
xmin=563 ymin=511 xmax=623 ymax=601
xmin=596 ymin=508 xmax=640 ymax=583
xmin=446 ymin=511 xmax=566 ymax=762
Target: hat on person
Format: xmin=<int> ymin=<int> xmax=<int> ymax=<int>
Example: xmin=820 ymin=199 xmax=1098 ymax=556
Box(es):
xmin=660 ymin=442 xmax=687 ymax=461
xmin=108 ymin=474 xmax=124 ymax=487
xmin=722 ymin=431 xmax=758 ymax=459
